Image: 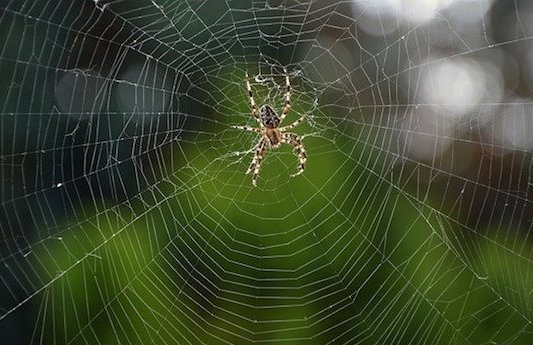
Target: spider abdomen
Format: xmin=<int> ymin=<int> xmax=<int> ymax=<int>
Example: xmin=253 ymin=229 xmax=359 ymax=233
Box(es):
xmin=260 ymin=105 xmax=280 ymax=129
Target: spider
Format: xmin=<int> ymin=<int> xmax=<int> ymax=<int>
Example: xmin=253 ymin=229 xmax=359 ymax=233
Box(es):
xmin=234 ymin=69 xmax=307 ymax=186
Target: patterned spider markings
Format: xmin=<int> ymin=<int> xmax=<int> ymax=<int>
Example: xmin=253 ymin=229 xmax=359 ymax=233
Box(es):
xmin=233 ymin=69 xmax=307 ymax=186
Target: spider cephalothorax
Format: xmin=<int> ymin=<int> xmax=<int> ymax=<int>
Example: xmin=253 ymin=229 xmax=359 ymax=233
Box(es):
xmin=233 ymin=69 xmax=307 ymax=186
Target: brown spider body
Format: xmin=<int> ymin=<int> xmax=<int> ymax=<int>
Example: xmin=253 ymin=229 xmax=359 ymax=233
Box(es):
xmin=261 ymin=105 xmax=283 ymax=147
xmin=234 ymin=69 xmax=308 ymax=186
xmin=264 ymin=127 xmax=282 ymax=147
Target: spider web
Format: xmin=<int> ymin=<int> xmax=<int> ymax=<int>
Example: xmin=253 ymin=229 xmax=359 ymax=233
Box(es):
xmin=1 ymin=0 xmax=533 ymax=344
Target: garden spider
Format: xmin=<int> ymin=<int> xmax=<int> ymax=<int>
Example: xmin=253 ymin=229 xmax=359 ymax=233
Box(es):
xmin=234 ymin=69 xmax=307 ymax=186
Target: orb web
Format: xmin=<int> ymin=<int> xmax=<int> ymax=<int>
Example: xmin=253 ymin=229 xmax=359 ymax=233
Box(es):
xmin=1 ymin=0 xmax=533 ymax=344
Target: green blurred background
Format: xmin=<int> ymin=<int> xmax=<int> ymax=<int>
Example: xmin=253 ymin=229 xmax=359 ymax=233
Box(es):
xmin=2 ymin=0 xmax=533 ymax=344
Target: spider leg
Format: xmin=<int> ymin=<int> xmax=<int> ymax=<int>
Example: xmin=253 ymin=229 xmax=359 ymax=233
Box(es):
xmin=283 ymin=132 xmax=307 ymax=177
xmin=246 ymin=138 xmax=267 ymax=186
xmin=279 ymin=115 xmax=306 ymax=132
xmin=246 ymin=72 xmax=263 ymax=128
xmin=232 ymin=125 xmax=261 ymax=133
xmin=279 ymin=68 xmax=292 ymax=124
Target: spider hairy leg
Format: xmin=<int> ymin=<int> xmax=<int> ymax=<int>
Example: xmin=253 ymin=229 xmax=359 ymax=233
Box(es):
xmin=279 ymin=115 xmax=306 ymax=132
xmin=247 ymin=139 xmax=267 ymax=186
xmin=280 ymin=68 xmax=292 ymax=123
xmin=283 ymin=133 xmax=307 ymax=177
xmin=232 ymin=125 xmax=261 ymax=133
xmin=246 ymin=72 xmax=263 ymax=127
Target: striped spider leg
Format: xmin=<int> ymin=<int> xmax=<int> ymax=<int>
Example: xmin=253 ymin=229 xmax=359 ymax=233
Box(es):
xmin=279 ymin=67 xmax=292 ymax=124
xmin=281 ymin=132 xmax=307 ymax=177
xmin=247 ymin=139 xmax=267 ymax=187
xmin=246 ymin=72 xmax=263 ymax=128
